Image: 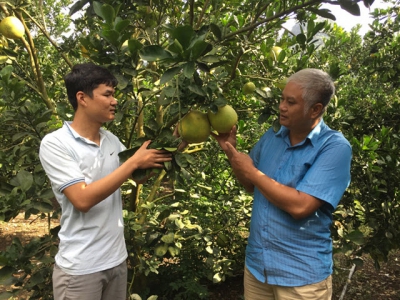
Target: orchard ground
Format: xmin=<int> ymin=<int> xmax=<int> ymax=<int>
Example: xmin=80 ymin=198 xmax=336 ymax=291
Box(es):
xmin=1 ymin=213 xmax=399 ymax=299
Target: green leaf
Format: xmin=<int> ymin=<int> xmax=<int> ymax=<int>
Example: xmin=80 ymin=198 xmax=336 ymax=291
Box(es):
xmin=0 ymin=56 xmax=9 ymax=64
xmin=69 ymin=0 xmax=91 ymax=16
xmin=114 ymin=74 xmax=130 ymax=90
xmin=313 ymin=22 xmax=327 ymax=36
xmin=175 ymin=219 xmax=185 ymax=229
xmin=0 ymin=291 xmax=14 ymax=300
xmin=93 ymin=1 xmax=115 ymax=23
xmin=13 ymin=170 xmax=33 ymax=191
xmin=0 ymin=266 xmax=16 ymax=285
xmin=163 ymin=147 xmax=177 ymax=152
xmin=213 ymin=272 xmax=223 ymax=283
xmin=200 ymin=55 xmax=220 ymax=63
xmin=329 ymin=62 xmax=341 ymax=79
xmin=190 ymin=41 xmax=212 ymax=60
xmin=197 ymin=62 xmax=210 ymax=73
xmin=0 ymin=65 xmax=13 ymax=80
xmin=160 ymin=67 xmax=181 ymax=85
xmin=345 ymin=230 xmax=365 ymax=245
xmin=307 ymin=8 xmax=336 ymax=21
xmin=168 ymin=246 xmax=180 ymax=257
xmin=210 ymin=23 xmax=222 ymax=40
xmin=12 ymin=132 xmax=30 ymax=142
xmin=31 ymin=201 xmax=54 ymax=213
xmin=139 ymin=45 xmax=172 ymax=61
xmin=296 ymin=33 xmax=306 ymax=45
xmin=101 ymin=29 xmax=120 ymax=46
xmin=352 ymin=257 xmax=364 ymax=267
xmin=114 ymin=18 xmax=130 ymax=33
xmin=132 ymin=168 xmax=156 ymax=181
xmin=127 ymin=39 xmax=143 ymax=54
xmin=118 ymin=147 xmax=138 ymax=163
xmin=183 ymin=61 xmax=195 ymax=78
xmin=161 ymin=232 xmax=175 ymax=244
xmin=170 ymin=25 xmax=195 ymax=50
xmin=168 ymin=39 xmax=184 ymax=55
xmin=277 ymin=49 xmax=287 ymax=63
xmin=188 ymin=84 xmax=206 ymax=96
xmin=26 ymin=269 xmax=47 ymax=287
xmin=154 ymin=243 xmax=168 ymax=257
xmin=363 ymin=0 xmax=374 ymax=8
xmin=339 ymin=0 xmax=361 ymax=16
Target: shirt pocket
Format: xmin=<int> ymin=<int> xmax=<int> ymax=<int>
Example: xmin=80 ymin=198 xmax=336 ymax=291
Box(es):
xmin=278 ymin=163 xmax=311 ymax=187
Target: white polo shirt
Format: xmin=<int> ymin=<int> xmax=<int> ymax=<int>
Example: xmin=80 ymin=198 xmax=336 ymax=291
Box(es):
xmin=39 ymin=121 xmax=128 ymax=275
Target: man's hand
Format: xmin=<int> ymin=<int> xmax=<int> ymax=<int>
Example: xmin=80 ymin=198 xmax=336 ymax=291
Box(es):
xmin=216 ymin=141 xmax=255 ymax=193
xmin=130 ymin=140 xmax=172 ymax=170
xmin=224 ymin=142 xmax=254 ymax=175
xmin=211 ymin=125 xmax=237 ymax=152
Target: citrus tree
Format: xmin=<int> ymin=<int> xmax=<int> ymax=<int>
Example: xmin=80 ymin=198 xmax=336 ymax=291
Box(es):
xmin=4 ymin=0 xmax=399 ymax=299
xmin=310 ymin=3 xmax=400 ymax=270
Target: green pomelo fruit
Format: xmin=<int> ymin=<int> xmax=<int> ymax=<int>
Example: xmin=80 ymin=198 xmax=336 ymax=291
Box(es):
xmin=242 ymin=82 xmax=256 ymax=95
xmin=207 ymin=105 xmax=238 ymax=134
xmin=0 ymin=16 xmax=25 ymax=39
xmin=269 ymin=46 xmax=282 ymax=60
xmin=178 ymin=110 xmax=211 ymax=143
xmin=270 ymin=46 xmax=288 ymax=62
xmin=276 ymin=78 xmax=287 ymax=90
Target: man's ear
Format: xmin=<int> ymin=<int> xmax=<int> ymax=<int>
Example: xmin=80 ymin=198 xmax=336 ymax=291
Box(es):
xmin=310 ymin=102 xmax=323 ymax=118
xmin=76 ymin=91 xmax=87 ymax=107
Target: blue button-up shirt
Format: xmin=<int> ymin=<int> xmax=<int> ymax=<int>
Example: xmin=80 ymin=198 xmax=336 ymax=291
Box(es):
xmin=246 ymin=119 xmax=352 ymax=286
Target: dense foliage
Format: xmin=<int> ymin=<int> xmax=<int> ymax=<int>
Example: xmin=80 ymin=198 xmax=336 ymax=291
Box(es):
xmin=0 ymin=0 xmax=399 ymax=299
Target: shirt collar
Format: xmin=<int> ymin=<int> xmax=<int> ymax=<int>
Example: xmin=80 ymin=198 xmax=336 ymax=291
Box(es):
xmin=64 ymin=121 xmax=81 ymax=139
xmin=275 ymin=118 xmax=326 ymax=147
xmin=64 ymin=121 xmax=104 ymax=146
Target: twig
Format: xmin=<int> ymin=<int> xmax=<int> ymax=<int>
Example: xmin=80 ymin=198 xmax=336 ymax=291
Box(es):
xmin=339 ymin=264 xmax=357 ymax=300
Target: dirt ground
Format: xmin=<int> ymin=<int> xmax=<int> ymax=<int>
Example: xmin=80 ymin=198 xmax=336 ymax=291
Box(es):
xmin=1 ymin=213 xmax=400 ymax=300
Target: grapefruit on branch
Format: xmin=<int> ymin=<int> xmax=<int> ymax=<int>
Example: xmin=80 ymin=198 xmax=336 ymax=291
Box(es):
xmin=207 ymin=105 xmax=238 ymax=134
xmin=269 ymin=46 xmax=282 ymax=61
xmin=178 ymin=110 xmax=211 ymax=143
xmin=0 ymin=16 xmax=25 ymax=39
xmin=242 ymin=82 xmax=256 ymax=95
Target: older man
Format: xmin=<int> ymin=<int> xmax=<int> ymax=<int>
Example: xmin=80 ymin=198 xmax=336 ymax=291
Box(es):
xmin=212 ymin=68 xmax=352 ymax=299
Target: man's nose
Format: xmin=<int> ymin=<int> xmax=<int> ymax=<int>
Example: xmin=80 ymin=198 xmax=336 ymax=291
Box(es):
xmin=279 ymin=101 xmax=286 ymax=111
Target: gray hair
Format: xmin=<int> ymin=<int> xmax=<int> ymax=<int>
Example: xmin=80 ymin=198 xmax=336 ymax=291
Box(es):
xmin=287 ymin=68 xmax=335 ymax=116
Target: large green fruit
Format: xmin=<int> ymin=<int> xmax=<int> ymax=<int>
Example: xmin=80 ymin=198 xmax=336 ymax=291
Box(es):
xmin=0 ymin=16 xmax=25 ymax=39
xmin=207 ymin=105 xmax=238 ymax=134
xmin=178 ymin=110 xmax=211 ymax=143
xmin=242 ymin=82 xmax=256 ymax=95
xmin=269 ymin=46 xmax=282 ymax=60
xmin=276 ymin=78 xmax=287 ymax=90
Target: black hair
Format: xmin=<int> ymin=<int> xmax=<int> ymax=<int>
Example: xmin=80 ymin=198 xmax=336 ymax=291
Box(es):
xmin=64 ymin=63 xmax=118 ymax=111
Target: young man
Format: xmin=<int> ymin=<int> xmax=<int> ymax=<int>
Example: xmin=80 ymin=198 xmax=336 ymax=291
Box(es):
xmin=212 ymin=68 xmax=352 ymax=299
xmin=39 ymin=63 xmax=172 ymax=300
